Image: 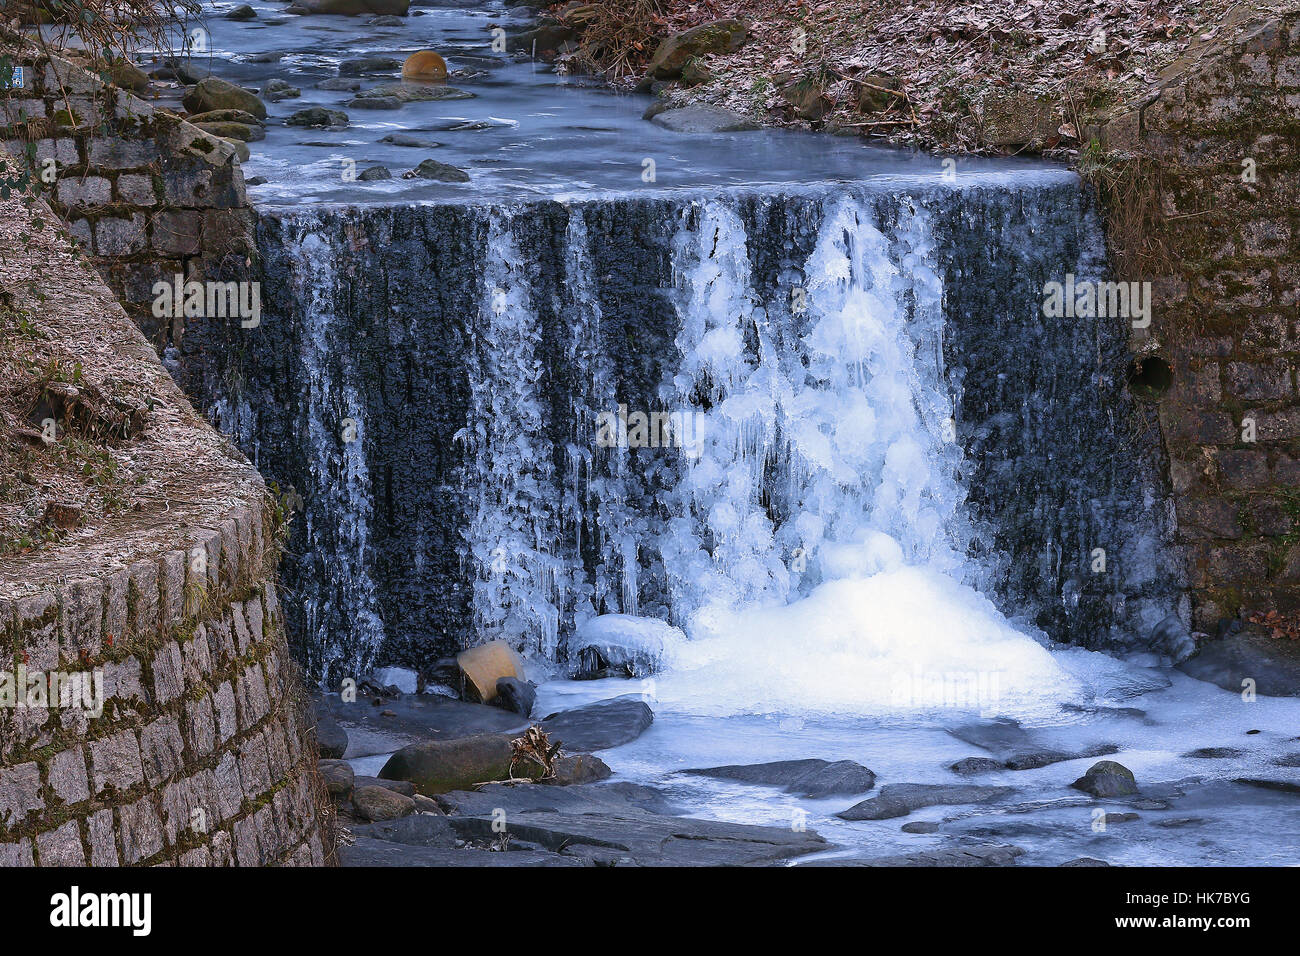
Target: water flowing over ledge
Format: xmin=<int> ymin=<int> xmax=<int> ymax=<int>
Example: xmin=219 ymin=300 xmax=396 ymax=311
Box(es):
xmin=205 ymin=176 xmax=1184 ymax=715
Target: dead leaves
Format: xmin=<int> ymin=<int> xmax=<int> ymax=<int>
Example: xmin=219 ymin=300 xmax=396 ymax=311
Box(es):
xmin=1247 ymin=610 xmax=1300 ymax=642
xmin=509 ymin=725 xmax=563 ymax=781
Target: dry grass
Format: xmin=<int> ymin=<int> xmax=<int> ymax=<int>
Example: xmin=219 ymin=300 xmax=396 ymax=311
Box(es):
xmin=564 ymin=0 xmax=669 ymax=79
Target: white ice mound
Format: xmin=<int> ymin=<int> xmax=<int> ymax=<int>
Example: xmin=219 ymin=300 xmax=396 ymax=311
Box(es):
xmin=569 ymin=614 xmax=687 ymax=677
xmin=654 ymin=566 xmax=1089 ymax=720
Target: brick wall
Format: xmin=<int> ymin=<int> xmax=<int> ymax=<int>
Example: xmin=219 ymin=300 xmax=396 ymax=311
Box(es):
xmin=1096 ymin=9 xmax=1300 ymax=632
xmin=0 ymin=29 xmax=256 ymax=359
xmin=0 ymin=181 xmax=328 ymax=866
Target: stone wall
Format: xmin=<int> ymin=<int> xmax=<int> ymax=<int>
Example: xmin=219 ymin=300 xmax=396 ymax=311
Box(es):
xmin=1094 ymin=8 xmax=1300 ymax=633
xmin=0 ymin=28 xmax=256 ymax=365
xmin=0 ymin=181 xmax=328 ymax=866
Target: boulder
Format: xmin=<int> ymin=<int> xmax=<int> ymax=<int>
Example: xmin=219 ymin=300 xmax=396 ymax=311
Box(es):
xmin=1070 ymin=760 xmax=1138 ymax=797
xmin=225 ymin=3 xmax=257 ymax=19
xmin=493 ymin=677 xmax=536 ymax=717
xmin=193 ymin=121 xmax=264 ymax=142
xmin=262 ymin=79 xmax=301 ymax=102
xmin=949 ymin=757 xmax=1004 ymax=776
xmin=837 ymin=784 xmax=1015 ymax=821
xmin=684 ymin=758 xmax=875 ymax=798
xmin=378 ymin=733 xmax=514 ymax=794
xmin=406 ymin=159 xmax=471 ymax=182
xmin=317 ymin=78 xmax=363 ymax=91
xmin=315 ymin=712 xmax=348 ymax=758
xmin=649 ymin=105 xmax=759 ymax=133
xmin=544 ymin=754 xmax=612 ymax=786
xmin=182 ymin=77 xmax=267 ymax=120
xmin=319 ymin=759 xmax=355 ymax=798
xmin=358 ymin=165 xmax=392 ymax=181
xmin=353 ymin=784 xmax=416 ymax=821
xmin=339 ymin=57 xmax=402 ymax=76
xmin=186 ymin=108 xmax=265 ymax=127
xmin=380 ymin=133 xmax=442 ymax=148
xmin=455 ymin=640 xmax=525 ymax=703
xmin=645 ymin=19 xmax=748 ymax=80
xmin=402 ymin=50 xmax=449 ymax=81
xmin=286 ymin=107 xmax=349 ymax=128
xmin=507 ymin=20 xmax=576 ymax=55
xmin=540 ymin=696 xmax=653 ymax=752
xmin=780 ymin=71 xmax=834 ymax=121
xmin=854 ymin=73 xmax=904 ymax=114
xmin=354 ymin=775 xmax=416 ymax=797
xmin=977 ymin=90 xmax=1060 ymax=148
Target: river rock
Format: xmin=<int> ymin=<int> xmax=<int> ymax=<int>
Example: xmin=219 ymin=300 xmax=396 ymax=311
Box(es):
xmin=837 ymin=784 xmax=1015 ymax=821
xmin=539 ymin=696 xmax=653 ymax=752
xmin=1070 ymin=760 xmax=1138 ymax=797
xmin=193 ymin=121 xmax=264 ymax=142
xmin=353 ymin=784 xmax=416 ymax=821
xmin=319 ymin=758 xmax=354 ymax=798
xmin=354 ymin=775 xmax=416 ymax=797
xmin=182 ymin=77 xmax=268 ymax=120
xmin=317 ymin=77 xmax=363 ymax=91
xmin=286 ymin=107 xmax=349 ymax=129
xmin=543 ymin=754 xmax=612 ymax=786
xmin=186 ymin=108 xmax=265 ymax=127
xmin=380 ymin=133 xmax=442 ymax=148
xmin=455 ymin=640 xmax=524 ymax=703
xmin=225 ymin=3 xmax=257 ymax=18
xmin=645 ymin=19 xmax=749 ymax=80
xmin=316 ymin=712 xmax=348 ymax=758
xmin=1002 ymin=743 xmax=1119 ymax=771
xmin=402 ymin=50 xmax=449 ymax=80
xmin=340 ymin=56 xmax=402 ymax=76
xmin=900 ymin=820 xmax=940 ymax=833
xmin=649 ymin=105 xmax=759 ymax=133
xmin=949 ymin=757 xmax=1004 ymax=775
xmin=358 ymin=165 xmax=392 ymax=181
xmin=262 ymin=78 xmax=301 ymax=102
xmin=1178 ymin=629 xmax=1300 ymax=697
xmin=804 ymin=842 xmax=1024 ymax=867
xmin=1183 ymin=746 xmax=1245 ymax=759
xmin=1062 ymin=857 xmax=1111 ymax=867
xmin=493 ymin=677 xmax=536 ymax=717
xmin=379 ymin=733 xmax=514 ymax=794
xmin=405 ymin=159 xmax=471 ymax=182
xmin=683 ymin=758 xmax=875 ymax=798
xmin=351 ymin=813 xmax=457 ymax=848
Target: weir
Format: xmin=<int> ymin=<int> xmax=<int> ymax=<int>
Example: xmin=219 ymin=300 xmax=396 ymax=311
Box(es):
xmin=205 ymin=174 xmax=1184 ymax=693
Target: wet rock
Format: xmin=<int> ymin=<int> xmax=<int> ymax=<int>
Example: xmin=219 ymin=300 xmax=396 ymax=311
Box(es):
xmin=245 ymin=176 xmax=268 ymax=186
xmin=683 ymin=758 xmax=875 ymax=798
xmin=354 ymin=775 xmax=416 ymax=797
xmin=493 ymin=677 xmax=537 ymax=718
xmin=402 ymin=50 xmax=449 ymax=80
xmin=187 ymin=108 xmax=265 ymax=127
xmin=319 ymin=759 xmax=354 ymax=798
xmin=540 ymin=696 xmax=653 ymax=752
xmin=901 ymin=820 xmax=940 ymax=834
xmin=1062 ymin=857 xmax=1111 ymax=866
xmin=225 ymin=3 xmax=257 ymax=19
xmin=380 ymin=133 xmax=442 ymax=148
xmin=507 ymin=20 xmax=576 ymax=56
xmin=1152 ymin=817 xmax=1203 ymax=828
xmin=348 ymin=96 xmax=404 ymax=110
xmin=318 ymin=693 xmax=527 ymax=758
xmin=1234 ymin=778 xmax=1300 ymax=795
xmin=837 ymin=784 xmax=1015 ymax=821
xmin=405 ymin=159 xmax=471 ymax=182
xmin=1003 ymin=743 xmax=1119 ymax=771
xmin=342 ymin=839 xmax=586 ymax=866
xmin=317 ymin=78 xmax=363 ymax=91
xmin=645 ymin=19 xmax=749 ymax=80
xmin=947 ymin=718 xmax=1031 ymax=753
xmin=949 ymin=757 xmax=1004 ymax=776
xmin=1102 ymin=812 xmax=1139 ymax=824
xmin=351 ymin=82 xmax=475 ymax=107
xmin=182 ymin=77 xmax=268 ymax=120
xmin=1273 ymin=753 xmax=1300 ymax=767
xmin=193 ymin=121 xmax=264 ymax=142
xmin=316 ymin=713 xmax=348 ymax=759
xmin=1178 ymin=630 xmax=1300 ymax=697
xmin=353 ymin=784 xmax=416 ymax=821
xmin=262 ymin=79 xmax=301 ymax=102
xmin=358 ymin=165 xmax=392 ymax=181
xmin=1070 ymin=760 xmax=1138 ymax=797
xmin=649 ymin=106 xmax=759 ymax=133
xmin=246 ymin=52 xmax=286 ymax=64
xmin=1129 ymin=797 xmax=1171 ymax=810
xmin=1183 ymin=746 xmax=1245 ymax=759
xmin=379 ymin=733 xmax=514 ymax=794
xmin=805 ymin=842 xmax=1024 ymax=866
xmin=286 ymin=107 xmax=349 ymax=129
xmin=339 ymin=57 xmax=402 ymax=76
xmin=544 ymin=753 xmax=613 ymax=786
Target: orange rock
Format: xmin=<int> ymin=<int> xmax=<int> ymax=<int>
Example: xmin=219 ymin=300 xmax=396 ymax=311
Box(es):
xmin=455 ymin=640 xmax=524 ymax=703
xmin=402 ymin=50 xmax=448 ymax=81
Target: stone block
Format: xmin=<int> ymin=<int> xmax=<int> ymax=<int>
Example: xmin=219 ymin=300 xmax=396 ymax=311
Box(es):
xmin=139 ymin=716 xmax=185 ymax=785
xmin=117 ymin=795 xmax=164 ymax=863
xmin=89 ymin=729 xmax=144 ymax=796
xmin=36 ymin=821 xmax=85 ymax=866
xmin=48 ymin=746 xmax=90 ymax=804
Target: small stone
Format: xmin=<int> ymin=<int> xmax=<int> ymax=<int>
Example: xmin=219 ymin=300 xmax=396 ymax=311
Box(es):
xmin=286 ymin=107 xmax=349 ymax=129
xmin=320 ymin=759 xmax=355 ymax=798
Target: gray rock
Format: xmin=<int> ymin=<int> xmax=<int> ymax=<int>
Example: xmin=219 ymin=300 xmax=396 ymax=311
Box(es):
xmin=316 ymin=713 xmax=348 ymax=759
xmin=225 ymin=4 xmax=257 ymax=19
xmin=1070 ymin=760 xmax=1138 ymax=797
xmin=1003 ymin=743 xmax=1119 ymax=771
xmin=1102 ymin=812 xmax=1140 ymax=823
xmin=358 ymin=166 xmax=392 ymax=181
xmin=353 ymin=784 xmax=416 ymax=821
xmin=949 ymin=757 xmax=1004 ymax=775
xmin=837 ymin=784 xmax=1015 ymax=821
xmin=379 ymin=733 xmax=514 ymax=794
xmin=545 ymin=754 xmax=612 ymax=786
xmin=317 ymin=78 xmax=363 ymax=92
xmin=347 ymin=96 xmax=404 ymax=110
xmin=649 ymin=105 xmax=759 ymax=133
xmin=540 ymin=696 xmax=653 ymax=752
xmin=1234 ymin=778 xmax=1300 ymax=795
xmin=412 ymin=794 xmax=443 ymax=814
xmin=380 ymin=133 xmax=442 ymax=148
xmin=318 ymin=694 xmax=527 ymax=759
xmin=900 ymin=820 xmax=940 ymax=834
xmin=405 ymin=159 xmax=471 ymax=182
xmin=682 ymin=758 xmax=875 ymax=798
xmin=319 ymin=759 xmax=354 ymax=798
xmin=1178 ymin=630 xmax=1300 ymax=697
xmin=339 ymin=57 xmax=402 ymax=76
xmin=1183 ymin=747 xmax=1245 ymax=759
xmin=286 ymin=107 xmax=349 ymax=129
xmin=353 ymin=775 xmax=415 ymax=797
xmin=350 ymin=813 xmax=456 ymax=847
xmin=493 ymin=677 xmax=536 ymax=718
xmin=947 ymin=718 xmax=1032 ymax=753
xmin=262 ymin=79 xmax=301 ymax=102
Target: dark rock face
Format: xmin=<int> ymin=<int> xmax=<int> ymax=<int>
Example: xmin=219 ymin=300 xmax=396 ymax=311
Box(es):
xmin=198 ymin=186 xmax=1181 ymax=681
xmin=540 ymin=697 xmax=654 ymax=752
xmin=683 ymin=758 xmax=875 ymax=798
xmin=493 ymin=677 xmax=537 ymax=718
xmin=1178 ymin=631 xmax=1300 ymax=697
xmin=837 ymin=784 xmax=1015 ymax=821
xmin=1070 ymin=760 xmax=1138 ymax=797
